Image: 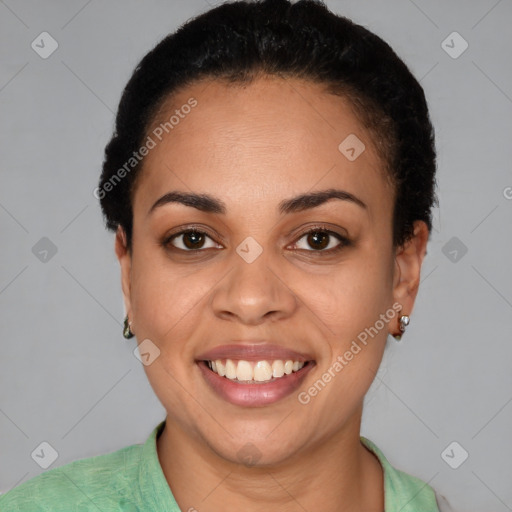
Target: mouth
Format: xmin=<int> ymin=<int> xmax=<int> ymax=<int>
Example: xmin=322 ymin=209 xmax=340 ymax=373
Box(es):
xmin=195 ymin=343 xmax=316 ymax=407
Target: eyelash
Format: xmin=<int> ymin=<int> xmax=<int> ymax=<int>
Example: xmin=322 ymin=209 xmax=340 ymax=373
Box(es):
xmin=291 ymin=226 xmax=351 ymax=253
xmin=162 ymin=224 xmax=351 ymax=255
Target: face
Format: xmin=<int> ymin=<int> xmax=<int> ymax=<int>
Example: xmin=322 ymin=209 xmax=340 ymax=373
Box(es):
xmin=116 ymin=75 xmax=428 ymax=466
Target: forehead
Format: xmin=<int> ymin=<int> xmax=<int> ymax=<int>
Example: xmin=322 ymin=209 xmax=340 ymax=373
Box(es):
xmin=134 ymin=75 xmax=392 ymax=217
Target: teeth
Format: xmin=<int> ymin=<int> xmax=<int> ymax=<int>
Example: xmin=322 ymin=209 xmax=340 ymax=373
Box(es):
xmin=217 ymin=360 xmax=226 ymax=377
xmin=236 ymin=360 xmax=253 ymax=381
xmin=272 ymin=360 xmax=285 ymax=378
xmin=254 ymin=361 xmax=272 ymax=382
xmin=225 ymin=359 xmax=237 ymax=379
xmin=207 ymin=358 xmax=306 ymax=382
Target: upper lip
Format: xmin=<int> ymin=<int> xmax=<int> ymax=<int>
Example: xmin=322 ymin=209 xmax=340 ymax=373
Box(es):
xmin=196 ymin=342 xmax=314 ymax=362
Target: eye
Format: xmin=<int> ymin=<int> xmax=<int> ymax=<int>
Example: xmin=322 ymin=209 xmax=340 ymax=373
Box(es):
xmin=164 ymin=229 xmax=221 ymax=251
xmin=292 ymin=226 xmax=350 ymax=253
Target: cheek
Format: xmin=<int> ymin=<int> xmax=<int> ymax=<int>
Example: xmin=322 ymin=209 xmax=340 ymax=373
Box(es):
xmin=295 ymin=249 xmax=394 ymax=341
xmin=130 ymin=256 xmax=185 ymax=337
xmin=129 ymin=253 xmax=220 ymax=359
xmin=297 ymin=255 xmax=393 ymax=425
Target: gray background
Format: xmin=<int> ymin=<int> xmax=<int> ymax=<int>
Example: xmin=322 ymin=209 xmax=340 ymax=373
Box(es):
xmin=1 ymin=1 xmax=511 ymax=510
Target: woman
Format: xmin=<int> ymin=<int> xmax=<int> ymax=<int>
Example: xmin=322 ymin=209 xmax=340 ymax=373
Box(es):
xmin=0 ymin=0 xmax=454 ymax=510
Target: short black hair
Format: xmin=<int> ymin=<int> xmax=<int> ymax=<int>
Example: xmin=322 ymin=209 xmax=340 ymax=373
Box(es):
xmin=97 ymin=0 xmax=437 ymax=251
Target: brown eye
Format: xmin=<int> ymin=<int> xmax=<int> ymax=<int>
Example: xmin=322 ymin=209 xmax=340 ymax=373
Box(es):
xmin=293 ymin=228 xmax=349 ymax=252
xmin=306 ymin=231 xmax=329 ymax=250
xmin=166 ymin=230 xmax=220 ymax=251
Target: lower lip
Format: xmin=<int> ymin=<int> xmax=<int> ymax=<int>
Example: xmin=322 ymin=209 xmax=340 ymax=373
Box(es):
xmin=197 ymin=360 xmax=315 ymax=407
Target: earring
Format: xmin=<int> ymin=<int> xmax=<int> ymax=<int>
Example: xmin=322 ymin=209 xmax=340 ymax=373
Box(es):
xmin=123 ymin=315 xmax=134 ymax=339
xmin=393 ymin=314 xmax=410 ymax=341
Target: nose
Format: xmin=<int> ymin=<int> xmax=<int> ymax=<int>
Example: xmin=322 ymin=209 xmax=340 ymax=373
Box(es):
xmin=210 ymin=248 xmax=297 ymax=326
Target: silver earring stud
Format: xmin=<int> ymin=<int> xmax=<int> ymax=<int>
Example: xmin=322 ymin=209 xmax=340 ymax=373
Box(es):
xmin=393 ymin=314 xmax=410 ymax=341
xmin=399 ymin=314 xmax=410 ymax=332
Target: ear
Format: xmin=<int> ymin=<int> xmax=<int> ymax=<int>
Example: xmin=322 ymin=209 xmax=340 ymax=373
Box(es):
xmin=390 ymin=220 xmax=430 ymax=335
xmin=115 ymin=226 xmax=133 ymax=325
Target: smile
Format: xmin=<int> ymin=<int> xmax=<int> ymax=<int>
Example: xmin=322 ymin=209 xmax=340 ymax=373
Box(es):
xmin=198 ymin=358 xmax=315 ymax=407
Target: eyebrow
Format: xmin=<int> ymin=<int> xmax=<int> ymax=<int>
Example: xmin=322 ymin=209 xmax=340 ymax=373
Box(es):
xmin=147 ymin=188 xmax=367 ymax=216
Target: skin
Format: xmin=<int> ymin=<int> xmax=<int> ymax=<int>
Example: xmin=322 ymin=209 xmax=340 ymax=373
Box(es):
xmin=115 ymin=75 xmax=429 ymax=512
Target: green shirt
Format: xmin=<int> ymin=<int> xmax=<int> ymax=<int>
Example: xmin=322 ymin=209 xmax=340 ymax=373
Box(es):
xmin=0 ymin=421 xmax=442 ymax=511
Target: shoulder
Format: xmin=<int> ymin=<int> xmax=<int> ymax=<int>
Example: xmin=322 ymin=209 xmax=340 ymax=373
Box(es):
xmin=360 ymin=435 xmax=442 ymax=512
xmin=0 ymin=441 xmax=143 ymax=511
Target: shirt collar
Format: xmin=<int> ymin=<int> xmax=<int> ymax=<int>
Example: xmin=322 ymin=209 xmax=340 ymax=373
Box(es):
xmin=135 ymin=421 xmax=438 ymax=512
xmin=136 ymin=420 xmax=181 ymax=512
xmin=360 ymin=435 xmax=439 ymax=512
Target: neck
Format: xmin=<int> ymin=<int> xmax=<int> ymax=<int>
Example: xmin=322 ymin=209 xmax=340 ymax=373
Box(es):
xmin=156 ymin=405 xmax=384 ymax=512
